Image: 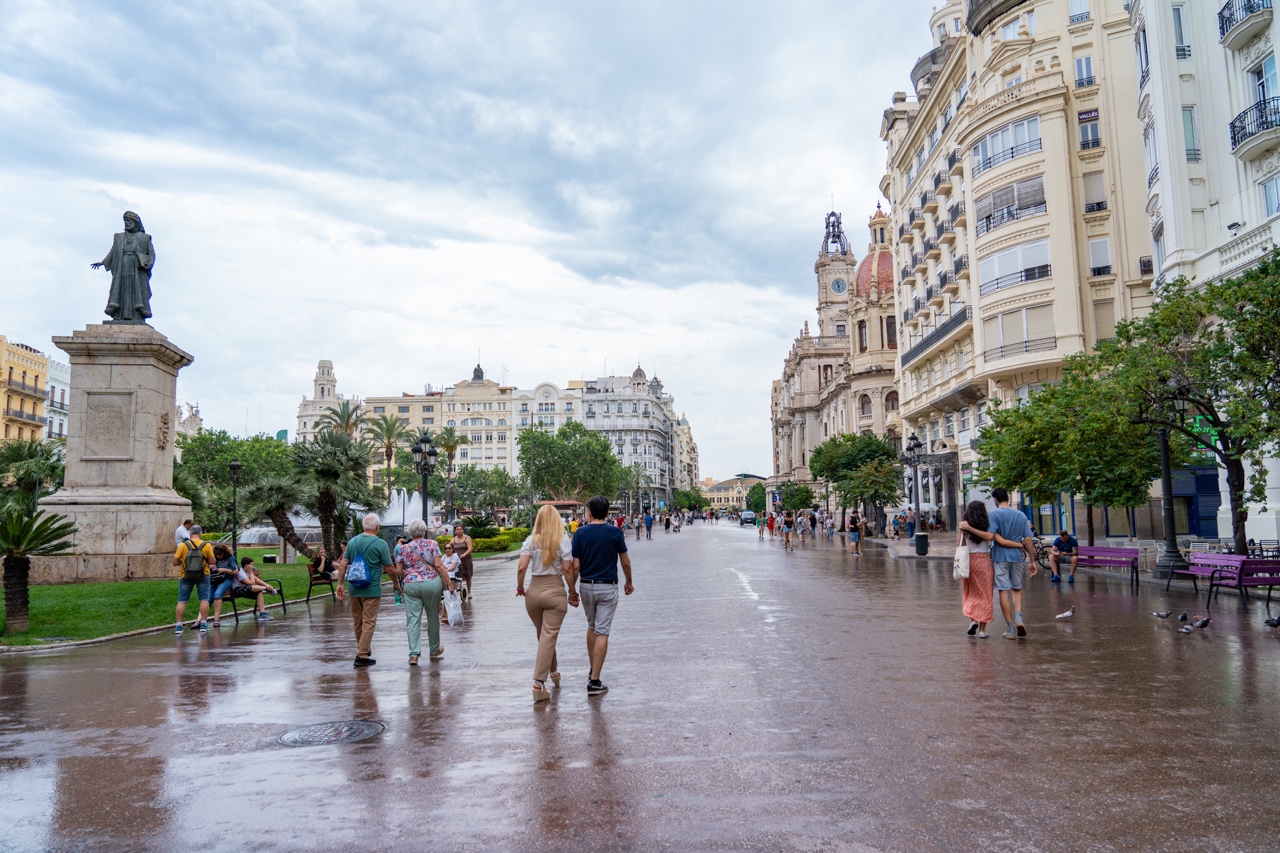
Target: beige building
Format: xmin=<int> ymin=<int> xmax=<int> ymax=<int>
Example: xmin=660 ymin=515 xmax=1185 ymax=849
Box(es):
xmin=705 ymin=475 xmax=765 ymax=511
xmin=296 ymin=360 xmax=359 ymax=444
xmin=2 ymin=335 xmax=50 ymax=443
xmin=880 ymin=0 xmax=1153 ymax=528
xmin=769 ymin=210 xmax=902 ymax=500
xmin=673 ymin=413 xmax=700 ymax=492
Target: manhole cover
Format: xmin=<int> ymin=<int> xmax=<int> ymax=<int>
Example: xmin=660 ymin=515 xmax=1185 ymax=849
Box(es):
xmin=278 ymin=720 xmax=385 ymax=746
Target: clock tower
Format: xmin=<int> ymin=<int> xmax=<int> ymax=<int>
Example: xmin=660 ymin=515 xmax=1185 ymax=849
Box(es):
xmin=814 ymin=210 xmax=857 ymax=337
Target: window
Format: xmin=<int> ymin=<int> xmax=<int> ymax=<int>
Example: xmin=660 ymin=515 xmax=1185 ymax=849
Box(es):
xmin=422 ymin=405 xmax=434 ymax=412
xmin=1093 ymin=301 xmax=1116 ymax=341
xmin=1004 ymin=75 xmax=1023 ymax=89
xmin=930 ymin=418 xmax=941 ymax=442
xmin=959 ymin=406 xmax=971 ymax=431
xmin=1088 ymin=238 xmax=1112 ymax=276
xmin=885 ymin=391 xmax=899 ymax=412
xmin=1136 ymin=28 xmax=1150 ymax=80
xmin=972 ymin=117 xmax=1041 ymax=174
xmin=1264 ymin=174 xmax=1280 ymax=216
xmin=459 ymin=449 xmax=468 ymax=459
xmin=944 ymin=413 xmax=955 ymax=436
xmin=1000 ymin=18 xmax=1020 ymax=39
xmin=981 ymin=304 xmax=1055 ymax=360
xmin=885 ymin=318 xmax=897 ymax=349
xmin=1084 ymin=171 xmax=1107 ymax=212
xmin=1069 ymin=0 xmax=1090 ymax=21
xmin=956 ymin=77 xmax=969 ymax=108
xmin=979 ymin=239 xmax=1050 ymax=295
xmin=1255 ymin=55 xmax=1278 ymax=102
xmin=975 ymin=176 xmax=1045 ymax=235
xmin=835 ymin=324 xmax=846 ymax=337
xmin=954 ymin=17 xmax=961 ymax=31
xmin=1080 ymin=119 xmax=1101 ymax=149
xmin=860 ymin=396 xmax=873 ymax=418
xmin=858 ymin=321 xmax=869 ymax=352
xmin=977 ymin=402 xmax=988 ymax=426
xmin=1182 ymin=107 xmax=1199 ymax=160
xmin=447 ymin=419 xmax=456 ymax=426
xmin=1075 ymin=55 xmax=1094 ymax=87
xmin=397 ymin=406 xmax=409 ymax=414
xmin=422 ymin=417 xmax=434 ymax=425
xmin=1173 ymin=6 xmax=1190 ymax=57
xmin=616 ymin=403 xmax=623 ymax=413
xmin=372 ymin=406 xmax=385 ymax=414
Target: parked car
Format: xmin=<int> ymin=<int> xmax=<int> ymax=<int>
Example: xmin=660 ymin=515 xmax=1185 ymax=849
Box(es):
xmin=739 ymin=511 xmax=756 ymax=526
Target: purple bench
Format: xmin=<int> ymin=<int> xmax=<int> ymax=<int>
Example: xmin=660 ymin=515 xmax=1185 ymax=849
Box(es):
xmin=1201 ymin=554 xmax=1280 ymax=607
xmin=1165 ymin=552 xmax=1228 ymax=597
xmin=1075 ymin=546 xmax=1140 ymax=586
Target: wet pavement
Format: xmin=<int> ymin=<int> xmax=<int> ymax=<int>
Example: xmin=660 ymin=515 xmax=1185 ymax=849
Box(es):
xmin=3 ymin=524 xmax=1280 ymax=852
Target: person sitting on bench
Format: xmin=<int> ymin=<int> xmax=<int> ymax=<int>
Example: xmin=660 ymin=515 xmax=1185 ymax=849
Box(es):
xmin=310 ymin=548 xmax=335 ymax=581
xmin=1050 ymin=529 xmax=1079 ymax=583
xmin=232 ymin=557 xmax=276 ymax=621
xmin=209 ymin=544 xmax=240 ymax=627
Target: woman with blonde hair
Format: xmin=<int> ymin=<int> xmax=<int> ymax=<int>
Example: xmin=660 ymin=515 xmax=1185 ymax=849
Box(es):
xmin=517 ymin=505 xmax=578 ymax=702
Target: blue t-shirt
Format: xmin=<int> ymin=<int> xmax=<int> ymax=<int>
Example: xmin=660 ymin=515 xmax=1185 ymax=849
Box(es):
xmin=990 ymin=506 xmax=1033 ymax=563
xmin=644 ymin=514 xmax=653 ymax=527
xmin=1054 ymin=534 xmax=1079 ymax=553
xmin=572 ymin=523 xmax=628 ymax=583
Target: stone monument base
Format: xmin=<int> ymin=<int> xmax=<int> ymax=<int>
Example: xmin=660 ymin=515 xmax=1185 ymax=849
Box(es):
xmin=34 ymin=490 xmax=190 ymax=583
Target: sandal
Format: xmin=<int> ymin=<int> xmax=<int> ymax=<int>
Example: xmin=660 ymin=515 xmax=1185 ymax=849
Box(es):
xmin=210 ymin=619 xmax=221 ymax=627
xmin=533 ymin=679 xmax=550 ymax=702
xmin=550 ymin=672 xmax=561 ymax=688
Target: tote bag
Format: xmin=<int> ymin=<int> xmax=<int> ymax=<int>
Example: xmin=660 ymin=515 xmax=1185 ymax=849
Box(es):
xmin=953 ymin=544 xmax=971 ymax=580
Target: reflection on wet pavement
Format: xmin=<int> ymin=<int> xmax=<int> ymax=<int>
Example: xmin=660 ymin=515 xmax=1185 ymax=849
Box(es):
xmin=3 ymin=524 xmax=1280 ymax=851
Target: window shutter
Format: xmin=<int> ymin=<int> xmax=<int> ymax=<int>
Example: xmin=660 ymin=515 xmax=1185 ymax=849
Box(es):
xmin=1015 ymin=176 xmax=1045 ymax=209
xmin=1025 ymin=304 xmax=1055 ymax=340
xmin=1089 ymin=238 xmax=1111 ymax=268
xmin=1083 ymin=171 xmax=1105 ymax=203
xmin=1093 ymin=301 xmax=1116 ymax=340
xmin=1002 ymin=311 xmax=1027 ymax=347
xmin=983 ymin=316 xmax=1001 ymax=349
xmin=976 ymin=189 xmax=995 ymax=222
xmin=991 ymin=185 xmax=1017 ymax=211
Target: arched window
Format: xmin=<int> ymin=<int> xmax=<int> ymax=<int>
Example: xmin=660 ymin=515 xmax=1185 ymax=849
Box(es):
xmin=885 ymin=391 xmax=899 ymax=412
xmin=860 ymin=395 xmax=873 ymax=418
xmin=447 ymin=419 xmax=456 ymax=427
xmin=858 ymin=321 xmax=869 ymax=352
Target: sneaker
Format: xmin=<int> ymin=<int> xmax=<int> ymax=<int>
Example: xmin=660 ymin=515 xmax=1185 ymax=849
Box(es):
xmin=977 ymin=631 xmax=989 ymax=639
xmin=353 ymin=657 xmax=376 ymax=668
xmin=1016 ymin=623 xmax=1027 ymax=638
xmin=1067 ymin=575 xmax=1075 ymax=584
xmin=197 ymin=621 xmax=210 ymax=632
xmin=174 ymin=623 xmax=183 ymax=634
xmin=1050 ymin=574 xmax=1061 ymax=582
xmin=966 ymin=622 xmax=979 ymax=636
xmin=587 ymin=679 xmax=609 ymax=696
xmin=1003 ymin=628 xmax=1017 ymax=640
xmin=255 ymin=611 xmax=273 ymax=621
xmin=408 ymin=655 xmax=419 ymax=666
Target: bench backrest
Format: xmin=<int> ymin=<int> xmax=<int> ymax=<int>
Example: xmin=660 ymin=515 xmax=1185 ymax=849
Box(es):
xmin=1237 ymin=558 xmax=1280 ymax=574
xmin=1077 ymin=546 xmax=1139 ymax=558
xmin=1188 ymin=553 xmax=1247 ymax=569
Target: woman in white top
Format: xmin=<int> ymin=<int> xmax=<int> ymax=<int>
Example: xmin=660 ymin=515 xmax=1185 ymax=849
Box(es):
xmin=516 ymin=505 xmax=578 ymax=702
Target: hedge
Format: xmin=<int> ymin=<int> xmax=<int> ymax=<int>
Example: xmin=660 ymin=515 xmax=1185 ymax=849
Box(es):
xmin=473 ymin=536 xmax=512 ymax=552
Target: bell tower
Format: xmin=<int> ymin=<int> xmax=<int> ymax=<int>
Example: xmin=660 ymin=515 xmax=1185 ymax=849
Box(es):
xmin=313 ymin=359 xmax=336 ymax=401
xmin=814 ymin=211 xmax=857 ymax=337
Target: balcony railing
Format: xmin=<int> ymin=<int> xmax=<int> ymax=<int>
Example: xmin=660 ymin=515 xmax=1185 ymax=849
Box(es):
xmin=1147 ymin=164 xmax=1160 ymax=187
xmin=3 ymin=408 xmax=48 ymax=426
xmin=1219 ymin=0 xmax=1273 ymax=40
xmin=1090 ymin=265 xmax=1113 ymax=277
xmin=1081 ymin=137 xmax=1102 ymax=150
xmin=975 ymin=202 xmax=1048 ymax=237
xmin=909 ymin=208 xmax=924 ymax=225
xmin=903 ymin=309 xmax=912 ymax=325
xmin=979 ymin=263 xmax=1051 ymax=296
xmin=5 ymin=379 xmax=49 ymax=399
xmin=1140 ymin=256 xmax=1155 ymax=276
xmin=949 ymin=201 xmax=967 ymax=222
xmin=983 ymin=336 xmax=1056 ymax=362
xmin=1176 ymin=44 xmax=1192 ymax=59
xmin=913 ymin=297 xmax=923 ymax=313
xmin=937 ymin=220 xmax=955 ymax=237
xmin=938 ymin=271 xmax=954 ymax=288
xmin=925 ymin=284 xmax=936 ymax=301
xmin=920 ymin=191 xmax=938 ymax=209
xmin=901 ymin=266 xmax=912 ymax=282
xmin=912 ymin=252 xmax=925 ymax=268
xmin=1076 ymin=75 xmax=1096 ymax=88
xmin=1070 ymin=11 xmax=1091 ymax=23
xmin=1187 ymin=148 xmax=1202 ymax=162
xmin=972 ymin=138 xmax=1042 ymax=175
xmin=1139 ymin=66 xmax=1150 ymax=88
xmin=933 ymin=171 xmax=951 ymax=192
xmin=901 ymin=305 xmax=972 ymax=367
xmin=947 ymin=148 xmax=963 ymax=173
xmin=899 ymin=224 xmax=910 ymax=240
xmin=1085 ymin=200 xmax=1108 ymax=213
xmin=922 ymin=238 xmax=938 ymax=255
xmin=47 ymin=399 xmax=69 ymax=413
xmin=1230 ymin=97 xmax=1280 ymax=150
xmin=953 ymin=255 xmax=970 ymax=276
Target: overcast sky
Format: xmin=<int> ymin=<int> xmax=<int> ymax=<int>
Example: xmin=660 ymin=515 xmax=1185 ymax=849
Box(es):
xmin=0 ymin=0 xmax=932 ymax=481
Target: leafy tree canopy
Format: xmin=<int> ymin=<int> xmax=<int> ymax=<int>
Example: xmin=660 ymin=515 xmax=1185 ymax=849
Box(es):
xmin=176 ymin=430 xmax=292 ymax=490
xmin=746 ymin=482 xmax=767 ymax=513
xmin=517 ymin=421 xmax=621 ymax=503
xmin=810 ymin=433 xmax=899 ymax=482
xmin=777 ymin=483 xmax=817 ymax=511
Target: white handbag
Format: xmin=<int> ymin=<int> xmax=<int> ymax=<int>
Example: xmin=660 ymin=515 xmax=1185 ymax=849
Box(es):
xmin=953 ymin=544 xmax=971 ymax=580
xmin=444 ymin=590 xmax=464 ymax=626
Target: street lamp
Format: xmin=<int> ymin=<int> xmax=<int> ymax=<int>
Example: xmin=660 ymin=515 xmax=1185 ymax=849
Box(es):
xmin=228 ymin=459 xmax=242 ymax=558
xmin=905 ymin=433 xmax=924 ymax=547
xmin=410 ymin=435 xmax=439 ymax=528
xmin=1154 ymin=388 xmax=1190 ymax=580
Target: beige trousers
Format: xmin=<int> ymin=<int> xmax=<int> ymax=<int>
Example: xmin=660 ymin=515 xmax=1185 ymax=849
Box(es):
xmin=350 ymin=595 xmax=381 ymax=659
xmin=525 ymin=575 xmax=568 ymax=682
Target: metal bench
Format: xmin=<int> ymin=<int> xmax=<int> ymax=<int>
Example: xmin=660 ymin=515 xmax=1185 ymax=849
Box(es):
xmin=1166 ymin=552 xmax=1227 ymax=597
xmin=306 ymin=573 xmax=336 ymax=602
xmin=220 ymin=578 xmax=287 ymax=624
xmin=1075 ymin=546 xmax=1140 ymax=586
xmin=1204 ymin=554 xmax=1280 ymax=607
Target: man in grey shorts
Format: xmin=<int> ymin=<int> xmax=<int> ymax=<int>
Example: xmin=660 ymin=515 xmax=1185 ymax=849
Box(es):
xmin=988 ymin=487 xmax=1037 ymax=639
xmin=572 ymin=495 xmax=634 ymax=696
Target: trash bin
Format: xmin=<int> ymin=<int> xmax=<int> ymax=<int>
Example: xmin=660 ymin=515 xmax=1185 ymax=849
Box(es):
xmin=263 ymin=554 xmax=278 ymax=564
xmin=915 ymin=533 xmax=929 ymax=556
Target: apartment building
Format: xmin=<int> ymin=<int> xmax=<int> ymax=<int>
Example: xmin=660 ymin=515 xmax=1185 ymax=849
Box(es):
xmin=46 ymin=359 xmax=70 ymax=440
xmin=1 ymin=335 xmax=50 ymax=443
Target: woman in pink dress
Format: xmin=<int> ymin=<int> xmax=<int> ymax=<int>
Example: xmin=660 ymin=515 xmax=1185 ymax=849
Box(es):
xmin=957 ymin=501 xmax=1000 ymax=639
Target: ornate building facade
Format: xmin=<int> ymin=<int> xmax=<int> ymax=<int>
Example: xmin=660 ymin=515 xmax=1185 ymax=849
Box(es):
xmin=769 ymin=210 xmax=902 ymax=502
xmin=1 ymin=334 xmax=49 ymax=443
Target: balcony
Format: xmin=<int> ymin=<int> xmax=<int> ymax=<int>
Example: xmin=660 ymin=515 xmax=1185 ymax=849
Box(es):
xmin=954 ymin=254 xmax=970 ymax=279
xmin=937 ymin=220 xmax=956 ymax=245
xmin=925 ymin=284 xmax=936 ymax=303
xmin=1090 ymin=265 xmax=1113 ymax=277
xmin=5 ymin=379 xmax=49 ymax=400
xmin=901 ymin=305 xmax=972 ymax=367
xmin=924 ymin=237 xmax=941 ymax=259
xmin=979 ymin=263 xmax=1051 ymax=296
xmin=975 ymin=202 xmax=1048 ymax=237
xmin=913 ymin=296 xmax=924 ymax=314
xmin=934 ymin=170 xmax=953 ymax=194
xmin=948 ymin=148 xmax=964 ymax=175
xmin=910 ymin=208 xmax=925 ymax=228
xmin=1085 ymin=200 xmax=1108 ymax=213
xmin=950 ymin=201 xmax=967 ymax=226
xmin=47 ymin=398 xmax=69 ymax=413
xmin=1176 ymin=44 xmax=1192 ymax=59
xmin=4 ymin=408 xmax=48 ymax=426
xmin=1070 ymin=11 xmax=1091 ymax=23
xmin=983 ymin=336 xmax=1056 ymax=363
xmin=928 ymin=284 xmax=944 ymax=307
xmin=1230 ymin=98 xmax=1280 ymax=160
xmin=1219 ymin=0 xmax=1273 ymax=49
xmin=1081 ymin=137 xmax=1102 ymax=151
xmin=1147 ymin=164 xmax=1160 ymax=187
xmin=972 ymin=138 xmax=1042 ymax=176
xmin=921 ymin=191 xmax=939 ymax=213
xmin=1140 ymin=256 xmax=1155 ymax=276
xmin=903 ymin=309 xmax=912 ymax=325
xmin=913 ymin=252 xmax=928 ymax=272
xmin=1076 ymin=75 xmax=1096 ymax=88
xmin=939 ymin=270 xmax=959 ymax=295
xmin=901 ymin=266 xmax=913 ymax=284
xmin=899 ymin=223 xmax=916 ymax=244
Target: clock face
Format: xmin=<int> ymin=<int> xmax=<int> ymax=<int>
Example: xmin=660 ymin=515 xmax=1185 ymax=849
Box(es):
xmin=831 ymin=279 xmax=848 ymax=294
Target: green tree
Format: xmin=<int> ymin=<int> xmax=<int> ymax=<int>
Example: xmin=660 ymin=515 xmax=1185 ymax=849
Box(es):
xmin=0 ymin=507 xmax=76 ymax=635
xmin=484 ymin=467 xmax=522 ymax=518
xmin=452 ymin=464 xmax=488 ymax=515
xmin=292 ymin=431 xmax=380 ymax=559
xmin=618 ymin=462 xmax=653 ymax=516
xmin=432 ymin=425 xmax=470 ymax=520
xmin=672 ymin=488 xmax=708 ymax=511
xmin=517 ymin=421 xmax=622 ymax=503
xmin=171 ymin=463 xmax=207 ymax=522
xmin=777 ymin=483 xmax=817 ymax=511
xmin=746 ymin=482 xmax=767 ymax=513
xmin=0 ymin=439 xmax=65 ymax=512
xmin=314 ymin=400 xmax=368 ymax=439
xmin=810 ymin=433 xmax=900 ymax=528
xmin=835 ymin=458 xmax=903 ymax=525
xmin=364 ymin=413 xmax=416 ymax=503
xmin=241 ymin=476 xmax=314 ymax=559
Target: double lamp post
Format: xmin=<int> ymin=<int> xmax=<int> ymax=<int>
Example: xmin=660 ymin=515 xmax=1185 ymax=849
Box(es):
xmin=410 ymin=434 xmax=440 ymax=527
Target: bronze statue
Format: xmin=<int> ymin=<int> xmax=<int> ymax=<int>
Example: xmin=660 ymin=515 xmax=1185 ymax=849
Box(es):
xmin=91 ymin=211 xmax=154 ymax=324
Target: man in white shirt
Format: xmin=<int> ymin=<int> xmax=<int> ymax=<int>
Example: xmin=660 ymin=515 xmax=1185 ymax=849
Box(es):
xmin=174 ymin=519 xmax=193 ymax=547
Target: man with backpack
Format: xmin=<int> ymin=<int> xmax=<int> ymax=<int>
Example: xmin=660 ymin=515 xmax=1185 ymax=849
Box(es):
xmin=336 ymin=513 xmax=395 ymax=667
xmin=172 ymin=524 xmax=215 ymax=634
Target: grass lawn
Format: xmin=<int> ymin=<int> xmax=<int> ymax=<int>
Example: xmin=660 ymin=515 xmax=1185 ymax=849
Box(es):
xmin=0 ymin=542 xmax=518 ymax=648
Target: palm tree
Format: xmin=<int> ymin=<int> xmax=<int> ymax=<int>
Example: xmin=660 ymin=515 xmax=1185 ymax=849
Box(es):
xmin=314 ymin=400 xmax=367 ymax=439
xmin=618 ymin=462 xmax=652 ymax=518
xmin=364 ymin=413 xmax=417 ymax=502
xmin=432 ymin=425 xmax=470 ymax=521
xmin=292 ymin=431 xmax=375 ymax=559
xmin=0 ymin=439 xmax=65 ymax=512
xmin=0 ymin=507 xmax=76 ymax=635
xmin=242 ymin=476 xmax=314 ymax=559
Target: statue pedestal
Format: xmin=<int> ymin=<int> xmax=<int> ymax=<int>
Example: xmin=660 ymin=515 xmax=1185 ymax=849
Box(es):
xmin=36 ymin=324 xmax=194 ymax=583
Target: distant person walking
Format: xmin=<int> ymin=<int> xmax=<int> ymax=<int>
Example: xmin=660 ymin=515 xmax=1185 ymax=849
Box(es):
xmin=451 ymin=524 xmax=475 ymax=601
xmin=573 ymin=495 xmax=634 ymax=696
xmin=849 ymin=511 xmax=864 ymax=556
xmin=172 ymin=525 xmax=214 ymax=634
xmin=781 ymin=512 xmax=795 ymax=551
xmin=336 ymin=514 xmax=395 ymax=667
xmin=989 ymin=487 xmax=1037 ymax=639
xmin=517 ymin=505 xmax=577 ymax=702
xmin=397 ymin=519 xmax=452 ymax=665
xmin=757 ymin=513 xmax=766 ymax=540
xmin=644 ymin=512 xmax=654 ymax=540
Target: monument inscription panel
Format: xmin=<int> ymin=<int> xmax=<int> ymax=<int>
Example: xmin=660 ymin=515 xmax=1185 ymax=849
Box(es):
xmin=83 ymin=391 xmax=135 ymax=460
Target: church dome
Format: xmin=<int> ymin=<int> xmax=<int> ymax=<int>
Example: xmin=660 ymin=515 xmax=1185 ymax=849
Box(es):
xmin=854 ymin=204 xmax=894 ymax=297
xmin=631 ymin=365 xmax=647 ymax=381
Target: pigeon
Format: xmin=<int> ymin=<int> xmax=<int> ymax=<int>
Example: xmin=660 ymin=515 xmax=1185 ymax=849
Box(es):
xmin=1178 ymin=611 xmax=1189 ymax=623
xmin=1263 ymin=616 xmax=1280 ymax=628
xmin=1151 ymin=611 xmax=1172 ymax=619
xmin=1055 ymin=605 xmax=1076 ymax=620
xmin=1193 ymin=616 xmax=1211 ymax=629
xmin=1178 ymin=625 xmax=1195 ymax=634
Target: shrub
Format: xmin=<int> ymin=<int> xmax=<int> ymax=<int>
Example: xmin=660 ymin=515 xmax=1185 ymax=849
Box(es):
xmin=473 ymin=536 xmax=513 ymax=552
xmin=502 ymin=527 xmax=531 ymax=540
xmin=435 ymin=535 xmax=453 ymax=547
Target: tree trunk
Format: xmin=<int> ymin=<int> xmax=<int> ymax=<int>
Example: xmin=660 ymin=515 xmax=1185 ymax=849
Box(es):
xmin=268 ymin=509 xmax=315 ymax=559
xmin=1225 ymin=456 xmax=1250 ymax=556
xmin=2 ymin=554 xmax=31 ymax=635
xmin=318 ymin=486 xmax=338 ymax=563
xmin=840 ymin=505 xmax=847 ymax=533
xmin=1084 ymin=503 xmax=1095 ymax=547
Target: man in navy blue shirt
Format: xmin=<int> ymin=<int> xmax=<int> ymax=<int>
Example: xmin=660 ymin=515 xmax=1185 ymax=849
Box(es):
xmin=643 ymin=511 xmax=654 ymax=539
xmin=1050 ymin=529 xmax=1080 ymax=583
xmin=573 ymin=495 xmax=634 ymax=696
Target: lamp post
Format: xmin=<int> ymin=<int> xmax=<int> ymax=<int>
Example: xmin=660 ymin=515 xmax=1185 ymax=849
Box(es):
xmin=906 ymin=433 xmax=924 ymax=549
xmin=228 ymin=459 xmax=242 ymax=558
xmin=1154 ymin=394 xmax=1190 ymax=580
xmin=410 ymin=435 xmax=439 ymax=529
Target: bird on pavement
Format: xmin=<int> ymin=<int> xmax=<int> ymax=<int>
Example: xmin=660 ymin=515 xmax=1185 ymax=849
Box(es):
xmin=1264 ymin=616 xmax=1280 ymax=628
xmin=1151 ymin=611 xmax=1172 ymax=619
xmin=1178 ymin=626 xmax=1195 ymax=634
xmin=1178 ymin=611 xmax=1189 ymax=623
xmin=1055 ymin=605 xmax=1076 ymax=620
xmin=1193 ymin=616 xmax=1211 ymax=629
